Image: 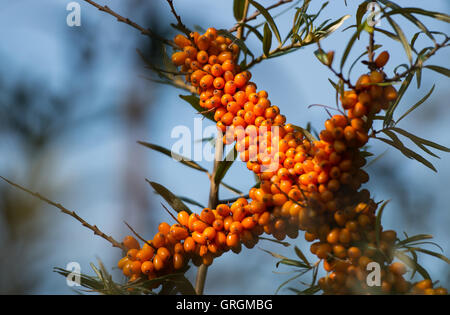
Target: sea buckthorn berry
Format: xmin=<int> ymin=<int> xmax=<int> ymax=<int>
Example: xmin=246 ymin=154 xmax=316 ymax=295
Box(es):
xmin=129 ymin=261 xmax=142 ymax=275
xmin=197 ymin=50 xmax=209 ymax=64
xmin=200 ymin=208 xmax=216 ymax=225
xmin=118 ymin=257 xmax=130 ymax=269
xmin=203 ymin=226 xmax=217 ymax=240
xmin=390 ymin=262 xmax=407 ymax=276
xmin=127 ymin=248 xmax=139 ymax=260
xmin=218 ymin=51 xmax=233 ymax=63
xmin=156 ymin=247 xmax=171 ymax=262
xmin=316 ymin=243 xmax=332 ymax=259
xmin=136 ymin=247 xmax=154 ymax=262
xmin=370 ymin=70 xmax=384 ymax=84
xmin=383 ymin=85 xmax=398 ymax=101
xmin=192 ymin=231 xmax=207 ymax=245
xmin=184 ymin=236 xmax=196 ymax=253
xmin=356 ymin=74 xmax=371 ymax=90
xmin=153 ymin=254 xmax=165 ymax=271
xmin=173 ymin=253 xmax=184 ymax=270
xmin=174 ymin=34 xmax=191 ymax=48
xmin=348 ymin=246 xmax=361 ymax=259
xmin=341 ymin=91 xmax=358 ymax=109
xmin=197 ymin=35 xmax=211 ymax=51
xmin=152 ymin=232 xmax=166 ymax=248
xmin=200 ymin=74 xmax=214 ymax=89
xmin=375 ymin=51 xmax=389 ymax=68
xmin=234 ymin=73 xmax=248 ymax=88
xmin=224 ymin=80 xmax=237 ymax=94
xmin=158 ymin=222 xmax=171 ymax=235
xmin=141 ymin=260 xmax=155 ymax=275
xmin=172 ymin=51 xmax=188 ymax=66
xmin=183 ymin=46 xmax=198 ymax=59
xmin=123 ymin=235 xmax=140 ymax=250
xmin=226 ymin=233 xmax=240 ymax=248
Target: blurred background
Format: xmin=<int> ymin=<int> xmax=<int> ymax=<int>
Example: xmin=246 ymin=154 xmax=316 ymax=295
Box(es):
xmin=0 ymin=0 xmax=448 ymax=294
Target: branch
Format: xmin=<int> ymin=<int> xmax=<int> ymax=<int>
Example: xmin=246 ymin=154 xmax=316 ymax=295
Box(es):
xmin=0 ymin=175 xmax=127 ymax=251
xmin=195 ymin=125 xmax=224 ymax=295
xmin=229 ymin=0 xmax=293 ymax=32
xmin=165 ymin=0 xmax=192 ymax=40
xmin=386 ymin=36 xmax=449 ymax=82
xmin=218 ymin=194 xmax=250 ymax=205
xmin=82 ymin=0 xmax=176 ymax=48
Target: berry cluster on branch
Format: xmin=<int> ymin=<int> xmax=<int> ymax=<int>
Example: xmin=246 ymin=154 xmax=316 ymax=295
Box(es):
xmin=117 ymin=28 xmax=447 ymax=295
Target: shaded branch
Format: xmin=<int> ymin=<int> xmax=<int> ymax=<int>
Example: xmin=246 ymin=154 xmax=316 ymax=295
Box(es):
xmin=0 ymin=176 xmax=127 ymax=251
xmin=229 ymin=0 xmax=293 ymax=32
xmin=82 ymin=0 xmax=176 ymax=48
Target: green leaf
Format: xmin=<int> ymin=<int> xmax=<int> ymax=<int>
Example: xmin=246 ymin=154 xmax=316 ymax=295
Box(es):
xmin=321 ymin=14 xmax=351 ymax=35
xmin=146 ymin=180 xmax=192 ymax=214
xmin=396 ymin=234 xmax=434 ymax=247
xmin=177 ymin=196 xmax=205 ymax=209
xmin=233 ymin=0 xmax=246 ymax=21
xmin=244 ymin=23 xmax=264 ymax=42
xmin=138 ymin=141 xmax=208 ymax=173
xmin=384 ymin=7 xmax=450 ymax=24
xmin=292 ymin=125 xmax=317 ymax=142
xmin=340 ymin=22 xmax=365 ymax=71
xmin=217 ymin=29 xmax=255 ymax=59
xmin=395 ymin=251 xmax=430 ymax=280
xmin=356 ymin=1 xmax=370 ymax=28
xmin=373 ymin=27 xmax=400 ymax=42
xmin=376 ymin=136 xmax=437 ymax=172
xmin=385 ymin=15 xmax=412 ymax=64
xmin=262 ymin=23 xmax=272 ymax=56
xmin=384 ymin=72 xmax=414 ymax=127
xmin=277 ymin=259 xmax=310 ymax=269
xmin=179 ymin=94 xmax=215 ymax=122
xmin=294 ymin=246 xmax=310 ymax=266
xmin=425 ymin=65 xmax=450 ymax=78
xmin=405 ymin=248 xmax=450 ymax=264
xmin=375 ymin=200 xmax=390 ymax=247
xmin=248 ymin=0 xmax=282 ymax=45
xmin=214 ymin=147 xmax=238 ymax=184
xmin=391 ymin=127 xmax=450 ymax=153
xmin=314 ymin=49 xmax=329 ymax=66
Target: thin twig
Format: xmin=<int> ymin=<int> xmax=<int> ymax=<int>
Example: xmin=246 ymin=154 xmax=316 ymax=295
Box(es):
xmin=165 ymin=0 xmax=192 ymax=40
xmin=82 ymin=0 xmax=176 ymax=48
xmin=218 ymin=194 xmax=250 ymax=205
xmin=385 ymin=37 xmax=449 ymax=82
xmin=195 ymin=127 xmax=224 ymax=295
xmin=123 ymin=221 xmax=156 ymax=250
xmin=0 ymin=175 xmax=127 ymax=251
xmin=229 ymin=0 xmax=293 ymax=32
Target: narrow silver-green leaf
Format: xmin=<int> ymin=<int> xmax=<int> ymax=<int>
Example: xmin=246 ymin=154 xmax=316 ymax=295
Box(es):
xmin=146 ymin=180 xmax=192 ymax=214
xmin=214 ymin=147 xmax=238 ymax=184
xmin=263 ymin=23 xmax=272 ymax=56
xmin=138 ymin=141 xmax=208 ymax=172
xmin=248 ymin=0 xmax=282 ymax=45
xmin=179 ymin=94 xmax=215 ymax=122
xmin=425 ymin=65 xmax=450 ymax=78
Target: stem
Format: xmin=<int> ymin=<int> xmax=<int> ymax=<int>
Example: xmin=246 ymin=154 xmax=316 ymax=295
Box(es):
xmin=0 ymin=176 xmax=127 ymax=251
xmin=82 ymin=0 xmax=176 ymax=48
xmin=229 ymin=0 xmax=293 ymax=32
xmin=195 ymin=134 xmax=223 ymax=295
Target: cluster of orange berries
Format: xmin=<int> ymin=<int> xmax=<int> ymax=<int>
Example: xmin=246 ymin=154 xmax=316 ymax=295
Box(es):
xmin=117 ymin=28 xmax=447 ymax=295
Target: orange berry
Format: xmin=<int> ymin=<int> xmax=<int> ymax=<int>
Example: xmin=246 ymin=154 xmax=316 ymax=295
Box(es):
xmin=123 ymin=235 xmax=140 ymax=250
xmin=375 ymin=51 xmax=389 ymax=68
